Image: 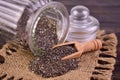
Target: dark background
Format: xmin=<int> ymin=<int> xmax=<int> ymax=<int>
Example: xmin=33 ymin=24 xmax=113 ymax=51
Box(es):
xmin=54 ymin=0 xmax=120 ymax=80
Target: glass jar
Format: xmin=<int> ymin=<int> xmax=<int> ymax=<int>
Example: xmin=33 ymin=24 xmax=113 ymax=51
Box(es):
xmin=0 ymin=0 xmax=69 ymax=55
xmin=26 ymin=2 xmax=69 ymax=55
xmin=66 ymin=5 xmax=99 ymax=42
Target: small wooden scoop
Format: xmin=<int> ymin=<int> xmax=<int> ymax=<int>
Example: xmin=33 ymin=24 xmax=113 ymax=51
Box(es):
xmin=53 ymin=39 xmax=102 ymax=60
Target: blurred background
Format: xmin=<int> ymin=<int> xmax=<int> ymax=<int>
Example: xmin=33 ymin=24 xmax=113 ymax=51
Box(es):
xmin=55 ymin=0 xmax=120 ymax=32
xmin=54 ymin=0 xmax=120 ymax=80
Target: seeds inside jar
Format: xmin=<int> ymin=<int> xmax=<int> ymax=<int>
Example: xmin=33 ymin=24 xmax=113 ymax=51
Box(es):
xmin=29 ymin=15 xmax=79 ymax=78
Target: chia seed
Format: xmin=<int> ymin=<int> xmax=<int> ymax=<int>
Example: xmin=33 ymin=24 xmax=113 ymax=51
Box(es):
xmin=29 ymin=46 xmax=79 ymax=78
xmin=29 ymin=15 xmax=79 ymax=77
xmin=33 ymin=16 xmax=58 ymax=53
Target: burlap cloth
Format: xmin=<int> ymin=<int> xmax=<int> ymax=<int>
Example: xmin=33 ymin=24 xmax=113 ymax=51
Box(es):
xmin=0 ymin=30 xmax=118 ymax=80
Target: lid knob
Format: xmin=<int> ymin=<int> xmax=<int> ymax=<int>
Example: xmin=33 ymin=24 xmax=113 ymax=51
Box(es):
xmin=70 ymin=5 xmax=90 ymax=20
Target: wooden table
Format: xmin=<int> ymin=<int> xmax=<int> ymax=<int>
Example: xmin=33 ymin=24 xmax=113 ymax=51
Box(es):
xmin=55 ymin=0 xmax=120 ymax=80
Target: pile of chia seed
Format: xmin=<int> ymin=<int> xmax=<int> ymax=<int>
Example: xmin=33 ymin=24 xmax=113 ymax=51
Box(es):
xmin=29 ymin=15 xmax=79 ymax=78
xmin=29 ymin=46 xmax=79 ymax=78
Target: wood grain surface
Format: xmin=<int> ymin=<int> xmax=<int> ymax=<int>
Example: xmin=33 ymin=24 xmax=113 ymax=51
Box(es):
xmin=54 ymin=0 xmax=120 ymax=80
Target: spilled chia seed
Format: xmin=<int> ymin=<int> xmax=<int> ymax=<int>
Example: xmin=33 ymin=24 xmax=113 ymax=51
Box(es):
xmin=29 ymin=16 xmax=79 ymax=78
